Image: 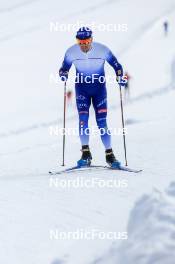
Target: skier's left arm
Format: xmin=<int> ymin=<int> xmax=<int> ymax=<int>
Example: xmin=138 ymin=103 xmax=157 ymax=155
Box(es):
xmin=106 ymin=49 xmax=126 ymax=86
xmin=59 ymin=50 xmax=73 ymax=81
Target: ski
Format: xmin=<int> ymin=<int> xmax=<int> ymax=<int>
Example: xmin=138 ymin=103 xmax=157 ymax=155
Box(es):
xmin=49 ymin=165 xmax=104 ymax=175
xmin=109 ymin=165 xmax=142 ymax=173
xmin=49 ymin=165 xmax=142 ymax=175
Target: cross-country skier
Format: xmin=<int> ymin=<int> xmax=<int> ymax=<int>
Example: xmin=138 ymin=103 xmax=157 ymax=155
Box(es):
xmin=59 ymin=27 xmax=126 ymax=168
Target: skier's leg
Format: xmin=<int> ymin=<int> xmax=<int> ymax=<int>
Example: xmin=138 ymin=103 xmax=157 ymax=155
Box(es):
xmin=92 ymin=88 xmax=121 ymax=167
xmin=92 ymin=89 xmax=111 ymax=149
xmin=75 ymin=90 xmax=92 ymax=166
xmin=76 ymin=92 xmax=91 ymax=146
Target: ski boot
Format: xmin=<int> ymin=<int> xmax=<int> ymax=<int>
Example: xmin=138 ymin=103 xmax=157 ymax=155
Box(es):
xmin=77 ymin=145 xmax=92 ymax=167
xmin=105 ymin=148 xmax=121 ymax=168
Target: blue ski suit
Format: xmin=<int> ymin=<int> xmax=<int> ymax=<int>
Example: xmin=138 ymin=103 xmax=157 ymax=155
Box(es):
xmin=59 ymin=42 xmax=123 ymax=149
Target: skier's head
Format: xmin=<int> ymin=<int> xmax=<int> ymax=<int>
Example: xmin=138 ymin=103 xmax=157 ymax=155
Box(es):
xmin=76 ymin=27 xmax=93 ymax=53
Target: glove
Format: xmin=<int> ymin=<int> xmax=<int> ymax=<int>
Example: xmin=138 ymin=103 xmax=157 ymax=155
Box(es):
xmin=116 ymin=64 xmax=127 ymax=87
xmin=116 ymin=63 xmax=123 ymax=77
xmin=59 ymin=68 xmax=68 ymax=81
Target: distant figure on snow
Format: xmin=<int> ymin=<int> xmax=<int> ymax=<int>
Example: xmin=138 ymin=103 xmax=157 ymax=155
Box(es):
xmin=163 ymin=21 xmax=169 ymax=36
xmin=124 ymin=72 xmax=131 ymax=100
xmin=66 ymin=90 xmax=73 ymax=105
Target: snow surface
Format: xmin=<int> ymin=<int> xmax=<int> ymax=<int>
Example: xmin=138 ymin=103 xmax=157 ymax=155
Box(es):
xmin=94 ymin=182 xmax=175 ymax=264
xmin=0 ymin=0 xmax=175 ymax=263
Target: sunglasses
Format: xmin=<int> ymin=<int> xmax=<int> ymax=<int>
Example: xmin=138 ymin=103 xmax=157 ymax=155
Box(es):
xmin=77 ymin=38 xmax=92 ymax=45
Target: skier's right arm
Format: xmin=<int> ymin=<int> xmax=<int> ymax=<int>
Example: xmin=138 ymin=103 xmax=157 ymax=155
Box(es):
xmin=59 ymin=50 xmax=72 ymax=81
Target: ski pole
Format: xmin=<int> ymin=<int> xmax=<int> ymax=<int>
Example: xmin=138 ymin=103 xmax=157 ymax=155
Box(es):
xmin=119 ymin=84 xmax=128 ymax=166
xmin=62 ymin=81 xmax=67 ymax=166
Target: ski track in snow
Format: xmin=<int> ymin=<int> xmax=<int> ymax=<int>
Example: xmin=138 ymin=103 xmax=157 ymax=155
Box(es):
xmin=0 ymin=0 xmax=40 ymax=14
